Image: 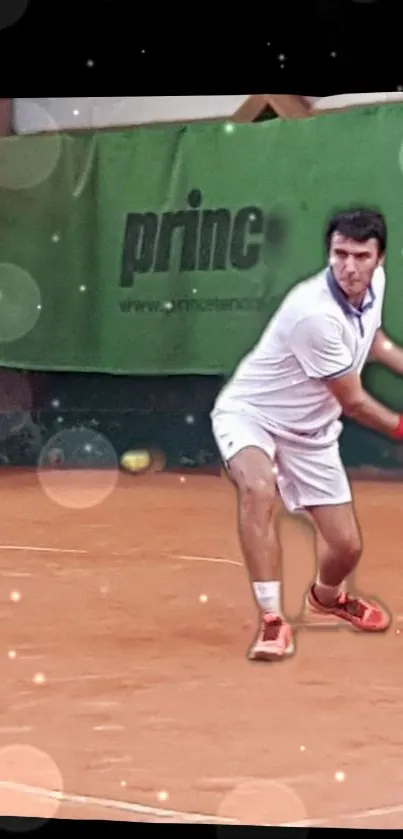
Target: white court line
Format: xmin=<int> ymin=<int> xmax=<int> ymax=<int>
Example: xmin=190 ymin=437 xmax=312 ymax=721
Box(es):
xmin=0 ymin=726 xmax=33 ymax=734
xmin=2 ymin=542 xmax=403 ymax=626
xmin=0 ymin=544 xmax=241 ymax=565
xmin=49 ymin=674 xmax=129 ymax=685
xmin=18 ymin=655 xmax=45 ymax=661
xmin=176 ymin=554 xmax=243 ymax=567
xmin=198 ymin=769 xmax=339 ymax=790
xmin=0 ymin=540 xmax=401 ymax=826
xmin=97 ymin=755 xmax=133 ymax=766
xmin=93 ymin=725 xmax=124 ymax=732
xmin=0 ymin=781 xmax=239 ymax=825
xmin=0 ymin=544 xmax=87 ymax=555
xmin=2 ymin=780 xmax=403 ymax=827
xmin=281 ymin=800 xmax=403 ymax=827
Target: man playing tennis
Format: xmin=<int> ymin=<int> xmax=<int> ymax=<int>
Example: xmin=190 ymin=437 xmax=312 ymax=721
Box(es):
xmin=211 ymin=209 xmax=403 ymax=661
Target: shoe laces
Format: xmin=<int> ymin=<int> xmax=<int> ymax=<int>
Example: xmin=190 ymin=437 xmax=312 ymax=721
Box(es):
xmin=262 ymin=614 xmax=283 ymax=641
xmin=337 ymin=592 xmax=366 ymax=618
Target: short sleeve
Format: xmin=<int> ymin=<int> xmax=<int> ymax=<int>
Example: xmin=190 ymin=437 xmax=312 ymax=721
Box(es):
xmin=289 ymin=314 xmax=354 ymax=380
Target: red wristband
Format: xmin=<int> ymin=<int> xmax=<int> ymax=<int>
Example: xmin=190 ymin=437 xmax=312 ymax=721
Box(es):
xmin=391 ymin=416 xmax=403 ymax=440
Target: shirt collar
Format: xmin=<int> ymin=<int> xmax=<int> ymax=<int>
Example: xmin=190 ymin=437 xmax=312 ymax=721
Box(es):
xmin=326 ymin=267 xmax=375 ymax=317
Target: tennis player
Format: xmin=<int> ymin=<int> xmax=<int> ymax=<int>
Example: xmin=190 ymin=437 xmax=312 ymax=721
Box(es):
xmin=211 ymin=209 xmax=403 ymax=661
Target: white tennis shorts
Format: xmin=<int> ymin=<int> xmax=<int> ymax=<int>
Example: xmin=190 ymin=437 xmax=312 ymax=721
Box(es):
xmin=211 ymin=409 xmax=352 ymax=513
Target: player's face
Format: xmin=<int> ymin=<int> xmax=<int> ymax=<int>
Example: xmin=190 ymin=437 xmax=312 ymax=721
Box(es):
xmin=329 ymin=232 xmax=384 ymax=304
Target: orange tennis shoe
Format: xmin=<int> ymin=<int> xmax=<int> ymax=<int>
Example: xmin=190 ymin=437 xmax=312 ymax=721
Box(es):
xmin=248 ymin=614 xmax=295 ymax=661
xmin=305 ymin=585 xmax=391 ymax=632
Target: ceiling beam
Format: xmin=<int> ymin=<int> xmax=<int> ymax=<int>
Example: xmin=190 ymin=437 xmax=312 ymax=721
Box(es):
xmin=232 ymin=94 xmax=270 ymax=122
xmin=264 ymin=95 xmax=313 ymax=118
xmin=0 ymin=99 xmax=13 ymax=135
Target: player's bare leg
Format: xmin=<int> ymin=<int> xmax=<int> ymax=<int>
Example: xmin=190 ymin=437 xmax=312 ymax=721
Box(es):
xmin=304 ymin=502 xmax=390 ymax=631
xmin=227 ymin=446 xmax=294 ymax=661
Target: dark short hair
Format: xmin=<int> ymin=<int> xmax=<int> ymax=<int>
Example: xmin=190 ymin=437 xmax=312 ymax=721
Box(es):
xmin=325 ymin=209 xmax=387 ymax=255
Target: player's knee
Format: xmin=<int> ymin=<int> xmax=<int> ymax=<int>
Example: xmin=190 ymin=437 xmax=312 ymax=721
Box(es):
xmin=334 ymin=532 xmax=362 ymax=567
xmin=346 ymin=537 xmax=362 ymax=567
xmin=239 ymin=474 xmax=276 ymax=514
xmin=227 ymin=449 xmax=277 ymax=514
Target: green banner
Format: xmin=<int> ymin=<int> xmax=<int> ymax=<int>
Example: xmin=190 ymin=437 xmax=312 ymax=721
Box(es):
xmin=1 ymin=106 xmax=403 ymax=405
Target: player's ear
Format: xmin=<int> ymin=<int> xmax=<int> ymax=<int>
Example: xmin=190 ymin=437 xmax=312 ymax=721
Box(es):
xmin=378 ymin=252 xmax=385 ymax=266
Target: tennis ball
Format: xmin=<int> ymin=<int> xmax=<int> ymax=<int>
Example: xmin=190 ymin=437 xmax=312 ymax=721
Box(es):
xmin=120 ymin=449 xmax=151 ymax=473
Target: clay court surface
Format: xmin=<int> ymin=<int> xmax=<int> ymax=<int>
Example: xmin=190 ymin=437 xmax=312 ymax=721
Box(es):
xmin=1 ymin=467 xmax=403 ymax=829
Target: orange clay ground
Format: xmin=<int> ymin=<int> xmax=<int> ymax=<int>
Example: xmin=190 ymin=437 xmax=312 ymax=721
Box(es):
xmin=1 ymin=467 xmax=403 ymax=828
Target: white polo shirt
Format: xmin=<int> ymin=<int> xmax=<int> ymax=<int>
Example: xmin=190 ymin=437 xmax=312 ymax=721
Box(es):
xmin=211 ymin=266 xmax=385 ymax=447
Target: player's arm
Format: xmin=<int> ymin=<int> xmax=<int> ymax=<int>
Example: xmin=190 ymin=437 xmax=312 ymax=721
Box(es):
xmin=325 ymin=370 xmax=401 ymax=436
xmin=368 ymin=328 xmax=403 ymax=375
xmin=289 ymin=314 xmax=403 ymax=439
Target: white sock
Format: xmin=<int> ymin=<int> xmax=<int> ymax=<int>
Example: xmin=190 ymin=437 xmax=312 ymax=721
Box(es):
xmin=314 ymin=576 xmax=342 ymax=605
xmin=252 ymin=581 xmax=281 ymax=615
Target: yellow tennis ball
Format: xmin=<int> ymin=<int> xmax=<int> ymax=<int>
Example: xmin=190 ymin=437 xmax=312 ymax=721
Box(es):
xmin=120 ymin=449 xmax=151 ymax=473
